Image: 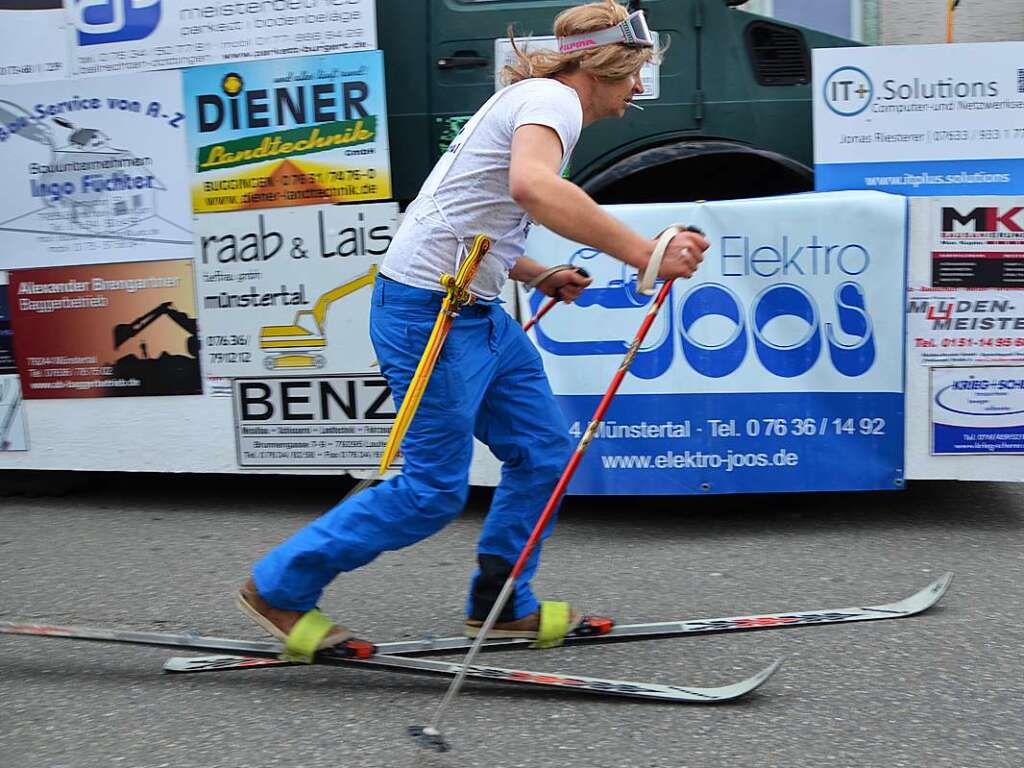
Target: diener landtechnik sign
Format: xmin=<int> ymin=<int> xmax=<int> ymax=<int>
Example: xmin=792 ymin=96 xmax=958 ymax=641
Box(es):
xmin=814 ymin=42 xmax=1024 ymax=196
xmin=183 ymin=50 xmax=391 ymax=213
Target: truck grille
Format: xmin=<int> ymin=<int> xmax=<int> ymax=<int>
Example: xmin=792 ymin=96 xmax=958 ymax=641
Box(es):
xmin=744 ymin=21 xmax=810 ymax=86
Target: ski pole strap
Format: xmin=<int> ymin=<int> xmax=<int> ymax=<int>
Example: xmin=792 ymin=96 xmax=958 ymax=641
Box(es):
xmin=281 ymin=609 xmax=334 ymax=663
xmin=525 ymin=265 xmax=591 ymax=302
xmin=637 ymin=224 xmax=705 ymax=296
xmin=530 ymin=601 xmax=572 ymax=649
xmin=525 ymin=264 xmax=575 ymax=290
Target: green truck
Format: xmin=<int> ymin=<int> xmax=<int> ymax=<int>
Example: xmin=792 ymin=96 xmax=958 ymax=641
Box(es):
xmin=380 ymin=0 xmax=858 ymax=207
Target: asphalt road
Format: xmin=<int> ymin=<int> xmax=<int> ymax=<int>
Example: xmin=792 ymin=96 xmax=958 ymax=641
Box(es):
xmin=1 ymin=474 xmax=1021 ymax=768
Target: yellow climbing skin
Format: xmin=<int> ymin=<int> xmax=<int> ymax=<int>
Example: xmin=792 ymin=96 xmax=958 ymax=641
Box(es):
xmin=377 ymin=234 xmax=492 ymax=474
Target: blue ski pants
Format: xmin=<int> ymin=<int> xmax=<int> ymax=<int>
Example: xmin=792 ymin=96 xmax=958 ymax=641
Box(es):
xmin=252 ymin=275 xmax=574 ymax=621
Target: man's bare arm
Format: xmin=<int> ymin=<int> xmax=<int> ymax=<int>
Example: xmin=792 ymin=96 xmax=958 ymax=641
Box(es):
xmin=509 ymin=124 xmax=653 ymax=269
xmin=509 ymin=124 xmax=706 ymax=280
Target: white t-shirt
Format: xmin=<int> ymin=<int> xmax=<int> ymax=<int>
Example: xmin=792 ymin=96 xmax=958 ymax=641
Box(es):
xmin=380 ymin=78 xmax=583 ymax=300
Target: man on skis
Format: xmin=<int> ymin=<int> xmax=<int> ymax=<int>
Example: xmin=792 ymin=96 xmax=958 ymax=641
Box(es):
xmin=238 ymin=0 xmax=708 ymax=659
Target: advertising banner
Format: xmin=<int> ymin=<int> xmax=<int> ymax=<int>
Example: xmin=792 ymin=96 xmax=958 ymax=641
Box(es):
xmin=0 ymin=1 xmax=69 ymax=85
xmin=183 ymin=50 xmax=391 ymax=213
xmin=194 ymin=201 xmax=396 ymax=378
xmin=233 ymin=373 xmax=396 ymax=469
xmin=8 ymin=259 xmax=201 ymax=398
xmin=904 ymin=196 xmax=1024 ymax=481
xmin=66 ymin=0 xmax=377 ymax=78
xmin=523 ymin=191 xmax=906 ymax=495
xmin=0 ymin=374 xmax=27 ymax=451
xmin=907 ymin=197 xmax=1024 ymax=367
xmin=814 ymin=42 xmax=1024 ymax=196
xmin=0 ymin=70 xmax=192 ymax=269
xmin=931 ymin=366 xmax=1024 ymax=454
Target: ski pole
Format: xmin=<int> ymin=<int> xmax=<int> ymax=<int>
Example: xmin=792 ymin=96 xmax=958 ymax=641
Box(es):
xmin=522 ymin=267 xmax=589 ymax=332
xmin=410 ymin=224 xmax=703 ymax=754
xmin=344 ymin=234 xmax=492 ymax=500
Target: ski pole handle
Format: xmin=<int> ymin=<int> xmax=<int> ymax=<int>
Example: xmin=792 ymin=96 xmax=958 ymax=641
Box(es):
xmin=522 ymin=267 xmax=589 ymax=332
xmin=637 ymin=225 xmax=705 ymax=296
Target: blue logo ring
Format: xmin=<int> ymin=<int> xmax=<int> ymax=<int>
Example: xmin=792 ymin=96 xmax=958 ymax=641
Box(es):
xmin=823 ymin=66 xmax=873 ymax=117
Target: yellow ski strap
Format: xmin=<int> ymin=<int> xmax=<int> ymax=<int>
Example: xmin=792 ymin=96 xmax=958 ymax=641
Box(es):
xmin=281 ymin=609 xmax=335 ymax=663
xmin=530 ymin=601 xmax=572 ymax=649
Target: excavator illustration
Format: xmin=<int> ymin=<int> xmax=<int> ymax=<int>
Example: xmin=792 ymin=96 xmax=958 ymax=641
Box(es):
xmin=114 ymin=302 xmax=199 ymax=358
xmin=258 ymin=265 xmax=377 ymax=370
xmin=108 ymin=302 xmax=202 ymax=396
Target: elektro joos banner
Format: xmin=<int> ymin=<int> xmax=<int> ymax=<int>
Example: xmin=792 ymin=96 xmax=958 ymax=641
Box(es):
xmin=524 ymin=191 xmax=907 ymax=496
xmin=184 ymin=50 xmax=390 ymax=213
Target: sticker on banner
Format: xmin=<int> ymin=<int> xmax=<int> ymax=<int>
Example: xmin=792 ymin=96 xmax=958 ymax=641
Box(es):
xmin=931 ymin=366 xmax=1024 ymax=454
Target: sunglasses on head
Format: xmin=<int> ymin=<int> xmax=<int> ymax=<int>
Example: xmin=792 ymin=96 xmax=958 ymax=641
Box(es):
xmin=556 ymin=10 xmax=656 ymax=54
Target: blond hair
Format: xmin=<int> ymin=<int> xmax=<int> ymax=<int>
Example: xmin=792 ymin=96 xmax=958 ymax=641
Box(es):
xmin=502 ymin=1 xmax=662 ymax=85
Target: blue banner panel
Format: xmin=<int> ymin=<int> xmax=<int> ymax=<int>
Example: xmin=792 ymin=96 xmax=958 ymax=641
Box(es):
xmin=560 ymin=392 xmax=904 ymax=495
xmin=816 ymin=158 xmax=1024 ymax=197
xmin=525 ymin=191 xmax=908 ymax=495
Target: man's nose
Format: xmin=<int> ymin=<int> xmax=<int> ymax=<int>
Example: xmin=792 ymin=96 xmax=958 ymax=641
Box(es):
xmin=633 ymin=74 xmax=644 ymax=95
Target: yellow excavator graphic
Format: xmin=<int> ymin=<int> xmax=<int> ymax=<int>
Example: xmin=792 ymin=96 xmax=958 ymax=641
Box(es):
xmin=259 ymin=265 xmax=378 ymax=370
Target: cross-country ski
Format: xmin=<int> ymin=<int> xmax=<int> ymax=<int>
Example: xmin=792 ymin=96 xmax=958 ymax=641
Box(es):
xmin=0 ymin=621 xmax=780 ymax=704
xmin=160 ymin=572 xmax=953 ymax=674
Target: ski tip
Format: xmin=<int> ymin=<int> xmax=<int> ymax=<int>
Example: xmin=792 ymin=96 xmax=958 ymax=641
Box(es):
xmin=928 ymin=571 xmax=955 ymax=603
xmin=725 ymin=657 xmax=785 ymax=701
xmin=752 ymin=658 xmax=785 ymax=689
xmin=887 ymin=571 xmax=955 ymax=616
xmin=734 ymin=657 xmax=784 ymax=697
xmin=935 ymin=570 xmax=955 ymax=595
xmin=683 ymin=658 xmax=784 ymax=703
xmin=408 ymin=725 xmax=451 ymax=753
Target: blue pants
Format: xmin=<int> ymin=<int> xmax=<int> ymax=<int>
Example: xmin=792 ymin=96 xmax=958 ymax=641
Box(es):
xmin=253 ymin=275 xmax=574 ymax=621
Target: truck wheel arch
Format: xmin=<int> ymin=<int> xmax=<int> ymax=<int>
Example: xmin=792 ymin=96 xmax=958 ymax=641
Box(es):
xmin=579 ymin=140 xmax=813 ymax=205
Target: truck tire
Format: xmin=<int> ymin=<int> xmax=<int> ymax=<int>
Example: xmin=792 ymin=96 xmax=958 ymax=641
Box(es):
xmin=582 ymin=140 xmax=813 ymax=204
